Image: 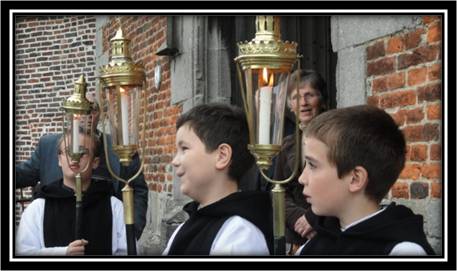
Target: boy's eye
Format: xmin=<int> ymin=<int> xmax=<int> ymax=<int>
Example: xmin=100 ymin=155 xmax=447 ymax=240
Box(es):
xmin=305 ymin=160 xmax=316 ymax=169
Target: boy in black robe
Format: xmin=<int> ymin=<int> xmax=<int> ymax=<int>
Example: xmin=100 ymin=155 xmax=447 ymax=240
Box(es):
xmin=297 ymin=105 xmax=435 ymax=255
xmin=162 ymin=103 xmax=273 ymax=255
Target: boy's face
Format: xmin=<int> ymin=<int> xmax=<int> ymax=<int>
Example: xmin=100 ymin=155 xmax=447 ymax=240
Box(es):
xmin=58 ymin=134 xmax=99 ymax=183
xmin=298 ymin=136 xmax=351 ymax=217
xmin=172 ymin=124 xmax=218 ymax=201
xmin=288 ymin=83 xmax=321 ymax=125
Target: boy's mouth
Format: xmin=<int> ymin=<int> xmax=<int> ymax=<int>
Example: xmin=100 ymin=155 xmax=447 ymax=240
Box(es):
xmin=69 ymin=164 xmax=80 ymax=170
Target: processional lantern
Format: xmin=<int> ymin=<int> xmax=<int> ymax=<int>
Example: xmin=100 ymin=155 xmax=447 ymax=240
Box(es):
xmin=61 ymin=75 xmax=95 ymax=240
xmin=99 ymin=26 xmax=147 ymax=255
xmin=235 ymin=16 xmax=301 ymax=255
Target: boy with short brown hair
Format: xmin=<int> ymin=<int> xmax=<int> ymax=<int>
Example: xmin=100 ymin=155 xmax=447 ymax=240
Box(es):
xmin=162 ymin=103 xmax=273 ymax=255
xmin=297 ymin=105 xmax=435 ymax=255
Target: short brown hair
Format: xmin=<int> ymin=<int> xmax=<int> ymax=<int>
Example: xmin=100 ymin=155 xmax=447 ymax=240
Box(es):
xmin=305 ymin=105 xmax=406 ymax=203
xmin=176 ymin=103 xmax=254 ymax=183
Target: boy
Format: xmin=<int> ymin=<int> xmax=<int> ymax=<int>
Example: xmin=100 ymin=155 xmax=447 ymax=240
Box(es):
xmin=162 ymin=103 xmax=273 ymax=255
xmin=16 ymin=131 xmax=127 ymax=255
xmin=296 ymin=105 xmax=435 ymax=255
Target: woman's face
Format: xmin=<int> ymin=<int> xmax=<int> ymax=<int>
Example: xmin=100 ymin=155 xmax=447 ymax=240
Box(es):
xmin=288 ymin=83 xmax=321 ymax=125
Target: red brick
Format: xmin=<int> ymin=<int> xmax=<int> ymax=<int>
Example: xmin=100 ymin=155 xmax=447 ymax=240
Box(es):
xmin=404 ymin=28 xmax=424 ymax=50
xmin=423 ymin=16 xmax=441 ymax=25
xmin=427 ymin=22 xmax=442 ymax=43
xmin=379 ymin=90 xmax=416 ymax=109
xmin=367 ymin=95 xmax=379 ymax=107
xmin=407 ymin=67 xmax=427 ymax=86
xmin=404 ymin=108 xmax=424 ymax=124
xmin=372 ymin=77 xmax=387 ymax=93
xmin=423 ymin=123 xmax=440 ymax=141
xmin=402 ymin=124 xmax=439 ymax=142
xmin=398 ymin=45 xmax=440 ymax=69
xmin=386 ymin=72 xmax=405 ymax=90
xmin=367 ymin=57 xmax=395 ymax=76
xmin=427 ymin=63 xmax=441 ymax=81
xmin=421 ymin=163 xmax=441 ymax=179
xmin=431 ymin=181 xmax=441 ymax=198
xmin=391 ymin=110 xmax=406 ymax=127
xmin=414 ymin=44 xmax=441 ymax=61
xmin=409 ymin=144 xmax=427 ymax=161
xmin=426 ymin=103 xmax=441 ymax=120
xmin=386 ymin=35 xmax=404 ymax=54
xmin=391 ymin=181 xmax=409 ymax=198
xmin=418 ymin=83 xmax=441 ymax=102
xmin=400 ymin=164 xmax=421 ymax=180
xmin=430 ymin=144 xmax=441 ymax=161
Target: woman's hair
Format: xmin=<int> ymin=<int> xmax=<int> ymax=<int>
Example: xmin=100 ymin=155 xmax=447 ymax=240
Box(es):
xmin=288 ymin=69 xmax=328 ymax=112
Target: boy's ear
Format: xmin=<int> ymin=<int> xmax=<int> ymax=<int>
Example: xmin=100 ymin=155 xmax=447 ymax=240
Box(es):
xmin=92 ymin=157 xmax=100 ymax=169
xmin=215 ymin=143 xmax=232 ymax=170
xmin=348 ymin=166 xmax=369 ymax=193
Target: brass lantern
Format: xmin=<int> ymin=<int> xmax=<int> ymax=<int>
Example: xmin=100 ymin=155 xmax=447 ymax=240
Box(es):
xmin=98 ymin=26 xmax=146 ymax=255
xmin=61 ymin=75 xmax=95 ymax=239
xmin=235 ymin=16 xmax=301 ymax=255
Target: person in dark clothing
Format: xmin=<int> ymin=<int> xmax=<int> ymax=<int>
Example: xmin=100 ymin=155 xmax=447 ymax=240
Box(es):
xmin=273 ymin=69 xmax=327 ymax=254
xmin=297 ymin=105 xmax=435 ymax=255
xmin=16 ymin=131 xmax=126 ymax=255
xmin=300 ymin=202 xmax=435 ymax=255
xmin=15 ymin=101 xmax=148 ymax=239
xmin=162 ymin=103 xmax=273 ymax=255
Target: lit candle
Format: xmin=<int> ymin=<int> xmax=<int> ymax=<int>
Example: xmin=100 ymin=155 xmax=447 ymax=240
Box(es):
xmin=72 ymin=114 xmax=80 ymax=154
xmin=258 ymin=68 xmax=274 ymax=144
xmin=120 ymin=87 xmax=129 ymax=145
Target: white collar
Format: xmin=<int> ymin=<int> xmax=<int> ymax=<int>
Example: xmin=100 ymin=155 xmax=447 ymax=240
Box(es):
xmin=341 ymin=206 xmax=387 ymax=231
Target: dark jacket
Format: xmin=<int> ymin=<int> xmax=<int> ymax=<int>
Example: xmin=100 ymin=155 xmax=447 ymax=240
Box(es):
xmin=273 ymin=132 xmax=310 ymax=245
xmin=168 ymin=191 xmax=273 ymax=255
xmin=301 ymin=202 xmax=435 ymax=255
xmin=15 ymin=133 xmax=148 ymax=239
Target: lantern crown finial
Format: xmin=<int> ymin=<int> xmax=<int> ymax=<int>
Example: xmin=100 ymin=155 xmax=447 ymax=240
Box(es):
xmin=255 ymin=16 xmax=281 ymax=41
xmin=235 ymin=16 xmax=298 ymax=71
xmin=99 ymin=25 xmax=145 ymax=86
xmin=62 ymin=74 xmax=92 ymax=114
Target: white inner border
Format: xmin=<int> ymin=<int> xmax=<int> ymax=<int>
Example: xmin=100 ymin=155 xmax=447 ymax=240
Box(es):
xmin=9 ymin=9 xmax=448 ymax=263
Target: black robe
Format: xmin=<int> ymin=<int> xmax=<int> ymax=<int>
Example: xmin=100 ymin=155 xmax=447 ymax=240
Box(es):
xmin=34 ymin=179 xmax=114 ymax=255
xmin=300 ymin=202 xmax=435 ymax=255
xmin=168 ymin=191 xmax=273 ymax=255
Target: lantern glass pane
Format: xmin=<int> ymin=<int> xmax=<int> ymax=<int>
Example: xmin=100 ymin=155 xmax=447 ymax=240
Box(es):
xmin=62 ymin=112 xmax=92 ymax=159
xmin=251 ymin=68 xmax=290 ymax=146
xmin=105 ymin=85 xmax=140 ymax=147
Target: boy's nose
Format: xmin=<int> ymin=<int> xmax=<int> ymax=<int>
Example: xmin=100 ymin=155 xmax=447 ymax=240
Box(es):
xmin=298 ymin=167 xmax=308 ymax=187
xmin=171 ymin=154 xmax=179 ymax=167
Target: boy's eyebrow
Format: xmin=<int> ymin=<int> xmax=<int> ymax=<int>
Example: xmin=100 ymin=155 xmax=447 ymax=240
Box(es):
xmin=177 ymin=140 xmax=186 ymax=146
xmin=304 ymin=155 xmax=319 ymax=164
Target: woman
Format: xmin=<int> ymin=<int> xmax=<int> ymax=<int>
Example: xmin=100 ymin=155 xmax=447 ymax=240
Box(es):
xmin=273 ymin=69 xmax=327 ymax=255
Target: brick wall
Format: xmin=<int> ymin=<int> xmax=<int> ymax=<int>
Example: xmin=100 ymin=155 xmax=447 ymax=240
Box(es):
xmin=366 ymin=16 xmax=442 ymax=201
xmin=15 ymin=16 xmax=97 ymax=225
xmin=102 ymin=16 xmax=181 ymax=194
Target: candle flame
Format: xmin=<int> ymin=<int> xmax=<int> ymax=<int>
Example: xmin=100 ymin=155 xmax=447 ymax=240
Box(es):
xmin=262 ymin=68 xmax=274 ymax=87
xmin=262 ymin=68 xmax=268 ymax=84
